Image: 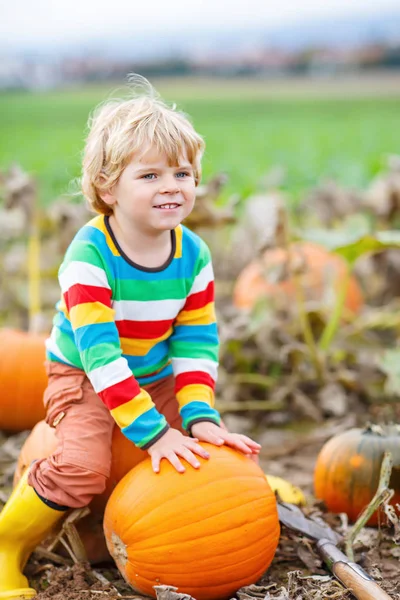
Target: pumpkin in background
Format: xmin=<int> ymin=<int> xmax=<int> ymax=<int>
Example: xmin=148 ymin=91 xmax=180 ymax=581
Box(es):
xmin=0 ymin=329 xmax=47 ymax=431
xmin=104 ymin=443 xmax=280 ymax=600
xmin=314 ymin=425 xmax=400 ymax=525
xmin=233 ymin=242 xmax=363 ymax=315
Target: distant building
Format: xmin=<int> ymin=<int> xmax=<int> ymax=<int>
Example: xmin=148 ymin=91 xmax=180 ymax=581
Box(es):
xmin=0 ymin=57 xmax=60 ymax=90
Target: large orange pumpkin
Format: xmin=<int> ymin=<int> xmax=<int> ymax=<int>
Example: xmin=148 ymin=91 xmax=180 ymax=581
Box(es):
xmin=233 ymin=242 xmax=363 ymax=315
xmin=104 ymin=443 xmax=280 ymax=600
xmin=314 ymin=426 xmax=400 ymax=525
xmin=0 ymin=329 xmax=47 ymax=431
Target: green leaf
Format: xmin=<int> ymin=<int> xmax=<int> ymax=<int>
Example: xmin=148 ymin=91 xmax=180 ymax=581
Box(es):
xmin=300 ymin=229 xmax=400 ymax=265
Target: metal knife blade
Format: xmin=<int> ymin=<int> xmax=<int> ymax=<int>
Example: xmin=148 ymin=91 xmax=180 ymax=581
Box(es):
xmin=277 ymin=502 xmax=342 ymax=545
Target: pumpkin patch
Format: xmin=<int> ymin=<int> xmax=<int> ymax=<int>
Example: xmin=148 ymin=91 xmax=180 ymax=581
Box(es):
xmin=104 ymin=443 xmax=280 ymax=600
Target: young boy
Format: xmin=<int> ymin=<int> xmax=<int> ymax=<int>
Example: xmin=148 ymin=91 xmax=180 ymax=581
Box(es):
xmin=0 ymin=78 xmax=260 ymax=599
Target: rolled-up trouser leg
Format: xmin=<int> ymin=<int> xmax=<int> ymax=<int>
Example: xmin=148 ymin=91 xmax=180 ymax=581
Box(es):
xmin=29 ymin=362 xmax=114 ymax=508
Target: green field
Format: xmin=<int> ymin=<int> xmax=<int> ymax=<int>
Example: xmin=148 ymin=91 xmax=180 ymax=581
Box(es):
xmin=1 ymin=75 xmax=400 ymax=206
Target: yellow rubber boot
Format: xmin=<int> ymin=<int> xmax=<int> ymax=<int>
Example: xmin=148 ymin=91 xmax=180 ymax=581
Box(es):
xmin=0 ymin=469 xmax=66 ymax=599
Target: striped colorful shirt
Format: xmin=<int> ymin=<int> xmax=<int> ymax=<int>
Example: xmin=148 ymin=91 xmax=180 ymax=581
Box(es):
xmin=46 ymin=214 xmax=221 ymax=449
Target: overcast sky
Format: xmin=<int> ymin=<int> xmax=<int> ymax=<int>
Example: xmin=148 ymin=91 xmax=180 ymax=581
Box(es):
xmin=1 ymin=0 xmax=399 ymax=48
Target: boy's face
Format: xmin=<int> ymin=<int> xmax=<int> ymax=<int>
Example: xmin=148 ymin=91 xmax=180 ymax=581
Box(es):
xmin=104 ymin=147 xmax=196 ymax=235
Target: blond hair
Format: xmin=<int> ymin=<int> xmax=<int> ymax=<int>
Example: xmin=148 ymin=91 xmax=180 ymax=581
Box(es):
xmin=81 ymin=75 xmax=205 ymax=215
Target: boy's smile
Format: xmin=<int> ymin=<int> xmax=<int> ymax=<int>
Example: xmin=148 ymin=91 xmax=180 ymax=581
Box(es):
xmin=153 ymin=202 xmax=182 ymax=210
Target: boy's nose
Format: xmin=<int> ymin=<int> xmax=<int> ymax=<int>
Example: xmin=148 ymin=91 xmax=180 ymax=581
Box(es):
xmin=159 ymin=176 xmax=180 ymax=194
xmin=160 ymin=186 xmax=180 ymax=194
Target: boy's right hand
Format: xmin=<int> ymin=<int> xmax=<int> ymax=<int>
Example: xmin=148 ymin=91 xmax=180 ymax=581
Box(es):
xmin=147 ymin=428 xmax=210 ymax=474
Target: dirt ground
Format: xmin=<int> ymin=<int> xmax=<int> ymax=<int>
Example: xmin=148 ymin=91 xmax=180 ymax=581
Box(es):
xmin=1 ymin=414 xmax=399 ymax=600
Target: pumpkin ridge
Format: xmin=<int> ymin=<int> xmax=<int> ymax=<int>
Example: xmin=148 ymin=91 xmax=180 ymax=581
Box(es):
xmin=124 ymin=513 xmax=276 ymax=554
xmin=326 ymin=437 xmax=349 ymax=510
xmin=356 ymin=432 xmax=382 ymax=503
xmin=126 ymin=496 xmax=276 ymax=550
xmin=128 ymin=537 xmax=278 ymax=576
xmin=118 ymin=472 xmax=266 ymax=536
xmin=126 ymin=529 xmax=278 ymax=570
xmin=349 ymin=434 xmax=365 ymax=514
xmin=125 ymin=487 xmax=271 ymax=543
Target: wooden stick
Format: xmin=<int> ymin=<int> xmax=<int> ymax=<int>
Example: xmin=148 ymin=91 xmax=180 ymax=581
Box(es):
xmin=33 ymin=547 xmax=71 ymax=565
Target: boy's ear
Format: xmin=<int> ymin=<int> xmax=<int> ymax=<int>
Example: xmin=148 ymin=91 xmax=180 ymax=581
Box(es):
xmin=99 ymin=189 xmax=116 ymax=206
xmin=98 ymin=175 xmax=116 ymax=206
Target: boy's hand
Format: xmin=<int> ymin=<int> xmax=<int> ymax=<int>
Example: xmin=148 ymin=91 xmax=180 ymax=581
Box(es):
xmin=190 ymin=422 xmax=261 ymax=457
xmin=147 ymin=428 xmax=210 ymax=474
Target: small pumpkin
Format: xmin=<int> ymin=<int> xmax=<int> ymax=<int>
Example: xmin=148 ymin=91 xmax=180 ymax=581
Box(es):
xmin=233 ymin=242 xmax=363 ymax=315
xmin=104 ymin=443 xmax=280 ymax=600
xmin=314 ymin=425 xmax=400 ymax=525
xmin=0 ymin=329 xmax=47 ymax=431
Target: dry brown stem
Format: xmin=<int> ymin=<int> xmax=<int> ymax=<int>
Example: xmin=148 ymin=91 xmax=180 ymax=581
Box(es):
xmin=345 ymin=451 xmax=394 ymax=562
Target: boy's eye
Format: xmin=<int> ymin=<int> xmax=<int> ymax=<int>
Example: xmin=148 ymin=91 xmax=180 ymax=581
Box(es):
xmin=142 ymin=173 xmax=156 ymax=180
xmin=176 ymin=172 xmax=190 ymax=178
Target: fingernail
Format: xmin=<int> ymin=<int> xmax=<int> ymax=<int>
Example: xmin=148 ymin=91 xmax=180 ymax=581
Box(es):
xmin=203 ymin=452 xmax=210 ymax=458
xmin=194 ymin=462 xmax=200 ymax=468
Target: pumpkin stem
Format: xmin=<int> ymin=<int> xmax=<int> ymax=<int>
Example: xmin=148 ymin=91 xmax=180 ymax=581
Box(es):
xmin=345 ymin=451 xmax=394 ymax=562
xmin=364 ymin=423 xmax=385 ymax=436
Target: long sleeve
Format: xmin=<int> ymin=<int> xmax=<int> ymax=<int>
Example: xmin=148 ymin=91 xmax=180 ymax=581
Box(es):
xmin=169 ymin=240 xmax=221 ymax=431
xmin=51 ymin=240 xmax=169 ymax=449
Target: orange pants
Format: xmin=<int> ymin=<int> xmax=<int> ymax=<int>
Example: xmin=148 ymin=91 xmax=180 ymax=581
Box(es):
xmin=28 ymin=361 xmax=184 ymax=508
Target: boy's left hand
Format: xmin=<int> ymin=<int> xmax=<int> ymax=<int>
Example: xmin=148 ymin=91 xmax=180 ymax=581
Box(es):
xmin=190 ymin=421 xmax=261 ymax=457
